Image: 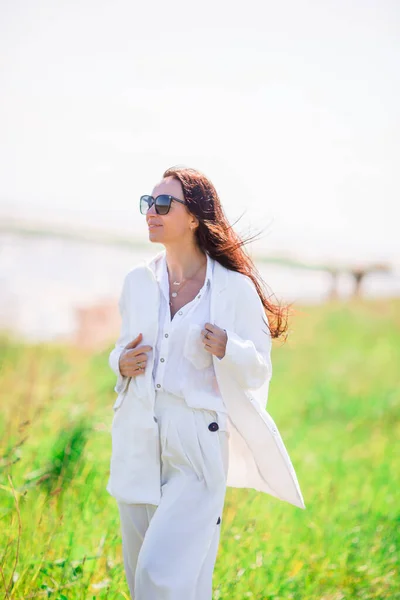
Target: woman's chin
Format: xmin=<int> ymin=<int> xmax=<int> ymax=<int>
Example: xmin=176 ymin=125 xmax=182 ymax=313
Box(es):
xmin=148 ymin=229 xmax=164 ymax=242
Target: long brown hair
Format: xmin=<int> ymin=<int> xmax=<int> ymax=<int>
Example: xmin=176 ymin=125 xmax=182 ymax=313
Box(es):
xmin=163 ymin=165 xmax=289 ymax=339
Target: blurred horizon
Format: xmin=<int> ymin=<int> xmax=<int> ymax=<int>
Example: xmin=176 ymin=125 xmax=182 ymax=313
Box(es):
xmin=1 ymin=230 xmax=399 ymax=345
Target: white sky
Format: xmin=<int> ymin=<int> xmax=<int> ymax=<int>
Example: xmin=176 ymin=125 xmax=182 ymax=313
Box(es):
xmin=1 ymin=0 xmax=399 ymax=264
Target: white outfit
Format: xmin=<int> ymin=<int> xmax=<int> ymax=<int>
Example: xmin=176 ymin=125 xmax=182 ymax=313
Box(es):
xmin=107 ymin=249 xmax=306 ymax=598
xmin=114 ymin=251 xmax=231 ymax=598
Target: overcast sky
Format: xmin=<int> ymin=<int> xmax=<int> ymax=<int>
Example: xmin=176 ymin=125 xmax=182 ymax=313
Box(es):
xmin=1 ymin=0 xmax=399 ymax=264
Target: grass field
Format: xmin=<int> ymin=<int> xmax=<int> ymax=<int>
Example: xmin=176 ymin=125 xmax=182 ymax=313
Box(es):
xmin=1 ymin=298 xmax=399 ymax=599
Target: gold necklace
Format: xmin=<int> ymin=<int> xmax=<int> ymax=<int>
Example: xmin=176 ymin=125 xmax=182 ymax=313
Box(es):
xmin=168 ymin=260 xmax=206 ymax=306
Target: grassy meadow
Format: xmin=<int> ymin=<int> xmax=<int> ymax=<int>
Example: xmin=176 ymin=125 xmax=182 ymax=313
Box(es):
xmin=0 ymin=298 xmax=399 ymax=599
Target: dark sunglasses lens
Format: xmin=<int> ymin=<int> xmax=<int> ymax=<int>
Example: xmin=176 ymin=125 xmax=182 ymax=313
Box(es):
xmin=140 ymin=196 xmax=152 ymax=214
xmin=155 ymin=195 xmax=171 ymax=215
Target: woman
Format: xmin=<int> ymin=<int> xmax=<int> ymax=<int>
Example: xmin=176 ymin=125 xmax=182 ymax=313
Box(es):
xmin=107 ymin=166 xmax=305 ymax=600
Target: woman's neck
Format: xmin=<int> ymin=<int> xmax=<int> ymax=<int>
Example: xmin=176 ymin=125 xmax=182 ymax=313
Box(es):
xmin=164 ymin=246 xmax=207 ymax=282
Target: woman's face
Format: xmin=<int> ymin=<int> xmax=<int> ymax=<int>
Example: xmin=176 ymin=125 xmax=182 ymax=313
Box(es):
xmin=146 ymin=176 xmax=198 ymax=245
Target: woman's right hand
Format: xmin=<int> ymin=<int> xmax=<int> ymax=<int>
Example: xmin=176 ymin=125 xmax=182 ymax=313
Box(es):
xmin=118 ymin=333 xmax=152 ymax=378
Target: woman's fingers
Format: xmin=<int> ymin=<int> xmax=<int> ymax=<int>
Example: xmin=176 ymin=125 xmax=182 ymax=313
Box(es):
xmin=128 ymin=344 xmax=153 ymax=355
xmin=200 ymin=323 xmax=227 ymax=358
xmin=126 ymin=349 xmax=149 ymax=361
xmin=120 ymin=347 xmax=151 ymax=377
xmin=124 ymin=333 xmax=143 ymax=349
xmin=128 ymin=352 xmax=147 ymax=374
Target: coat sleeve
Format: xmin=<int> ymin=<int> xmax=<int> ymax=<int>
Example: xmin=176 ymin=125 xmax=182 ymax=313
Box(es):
xmin=109 ymin=273 xmax=132 ymax=395
xmin=218 ymin=275 xmax=272 ymax=390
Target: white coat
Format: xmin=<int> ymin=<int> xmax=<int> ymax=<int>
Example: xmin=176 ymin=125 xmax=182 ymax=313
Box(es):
xmin=107 ymin=249 xmax=306 ymax=510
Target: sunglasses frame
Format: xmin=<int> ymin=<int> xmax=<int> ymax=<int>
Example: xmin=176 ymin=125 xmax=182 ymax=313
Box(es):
xmin=140 ymin=194 xmax=187 ymax=215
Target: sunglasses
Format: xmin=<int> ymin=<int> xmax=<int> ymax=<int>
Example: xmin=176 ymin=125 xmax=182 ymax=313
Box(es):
xmin=140 ymin=194 xmax=186 ymax=215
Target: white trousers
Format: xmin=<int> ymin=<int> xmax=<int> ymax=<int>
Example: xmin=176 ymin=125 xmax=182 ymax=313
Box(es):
xmin=117 ymin=389 xmax=229 ymax=600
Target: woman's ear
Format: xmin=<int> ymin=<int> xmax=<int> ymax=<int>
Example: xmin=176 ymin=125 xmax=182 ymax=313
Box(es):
xmin=190 ymin=216 xmax=200 ymax=231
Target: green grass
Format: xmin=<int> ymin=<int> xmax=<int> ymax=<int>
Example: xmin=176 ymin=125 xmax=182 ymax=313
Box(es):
xmin=1 ymin=298 xmax=399 ymax=599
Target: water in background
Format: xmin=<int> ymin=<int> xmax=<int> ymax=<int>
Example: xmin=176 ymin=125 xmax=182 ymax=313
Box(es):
xmin=1 ymin=234 xmax=398 ymax=342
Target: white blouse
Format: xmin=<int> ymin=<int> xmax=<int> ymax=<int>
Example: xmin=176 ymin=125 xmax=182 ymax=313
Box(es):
xmin=151 ymin=251 xmax=227 ymax=413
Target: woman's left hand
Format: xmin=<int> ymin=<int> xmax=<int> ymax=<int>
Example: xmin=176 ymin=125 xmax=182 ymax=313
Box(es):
xmin=201 ymin=323 xmax=227 ymax=359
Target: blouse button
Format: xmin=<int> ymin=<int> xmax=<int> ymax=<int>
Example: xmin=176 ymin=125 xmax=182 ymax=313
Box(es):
xmin=156 ymin=384 xmax=161 ymax=388
xmin=165 ymin=333 xmax=169 ymax=338
xmin=178 ymin=310 xmax=183 ymax=315
xmin=160 ymin=358 xmax=165 ymax=362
